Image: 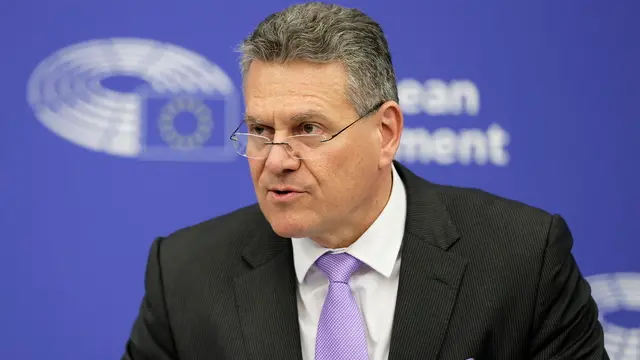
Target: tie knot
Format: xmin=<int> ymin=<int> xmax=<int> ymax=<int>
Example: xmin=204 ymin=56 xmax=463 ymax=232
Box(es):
xmin=315 ymin=252 xmax=363 ymax=283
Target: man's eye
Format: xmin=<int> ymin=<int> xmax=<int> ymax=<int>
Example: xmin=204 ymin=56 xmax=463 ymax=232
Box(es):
xmin=248 ymin=125 xmax=267 ymax=134
xmin=300 ymin=123 xmax=322 ymax=134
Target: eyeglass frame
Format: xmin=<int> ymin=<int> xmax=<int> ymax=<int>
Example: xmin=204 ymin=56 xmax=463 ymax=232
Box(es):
xmin=228 ymin=100 xmax=386 ymax=158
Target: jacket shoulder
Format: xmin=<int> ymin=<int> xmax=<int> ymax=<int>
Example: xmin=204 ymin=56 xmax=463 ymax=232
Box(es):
xmin=432 ymin=184 xmax=557 ymax=251
xmin=436 ymin=184 xmax=553 ymax=225
xmin=153 ymin=204 xmax=264 ymax=270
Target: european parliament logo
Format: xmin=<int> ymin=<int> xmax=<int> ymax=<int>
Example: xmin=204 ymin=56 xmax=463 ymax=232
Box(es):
xmin=586 ymin=272 xmax=640 ymax=359
xmin=138 ymin=90 xmax=235 ymax=161
xmin=26 ymin=37 xmax=239 ymax=162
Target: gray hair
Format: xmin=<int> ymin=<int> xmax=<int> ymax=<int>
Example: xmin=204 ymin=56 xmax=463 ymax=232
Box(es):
xmin=236 ymin=2 xmax=398 ymax=116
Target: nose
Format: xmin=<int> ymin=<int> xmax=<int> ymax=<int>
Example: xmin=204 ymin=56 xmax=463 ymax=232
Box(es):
xmin=264 ymin=139 xmax=300 ymax=174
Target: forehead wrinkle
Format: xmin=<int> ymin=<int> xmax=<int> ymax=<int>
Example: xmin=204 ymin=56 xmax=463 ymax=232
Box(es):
xmin=289 ymin=109 xmax=330 ymax=124
xmin=244 ymin=106 xmax=332 ymax=127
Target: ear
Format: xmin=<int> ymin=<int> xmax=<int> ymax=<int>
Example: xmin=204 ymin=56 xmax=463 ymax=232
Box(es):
xmin=377 ymin=101 xmax=403 ymax=168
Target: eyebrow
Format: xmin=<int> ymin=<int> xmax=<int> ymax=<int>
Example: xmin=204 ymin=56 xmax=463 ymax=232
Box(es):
xmin=244 ymin=109 xmax=330 ymax=125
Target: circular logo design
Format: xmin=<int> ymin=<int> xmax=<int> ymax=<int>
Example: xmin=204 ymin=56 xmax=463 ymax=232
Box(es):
xmin=586 ymin=272 xmax=640 ymax=359
xmin=158 ymin=95 xmax=214 ymax=150
xmin=26 ymin=37 xmax=238 ymax=161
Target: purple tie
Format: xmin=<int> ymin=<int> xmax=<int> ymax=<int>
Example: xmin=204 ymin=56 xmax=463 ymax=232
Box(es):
xmin=314 ymin=252 xmax=369 ymax=360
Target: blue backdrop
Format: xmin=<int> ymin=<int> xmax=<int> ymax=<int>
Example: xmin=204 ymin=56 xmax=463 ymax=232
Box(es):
xmin=1 ymin=1 xmax=638 ymax=359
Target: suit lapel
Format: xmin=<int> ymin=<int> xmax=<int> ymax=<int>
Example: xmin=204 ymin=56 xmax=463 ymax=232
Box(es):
xmin=388 ymin=162 xmax=469 ymax=360
xmin=234 ymin=220 xmax=303 ymax=360
xmin=232 ymin=162 xmax=467 ymax=360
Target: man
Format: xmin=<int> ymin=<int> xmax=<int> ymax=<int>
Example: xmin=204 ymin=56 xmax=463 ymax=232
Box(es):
xmin=122 ymin=2 xmax=609 ymax=359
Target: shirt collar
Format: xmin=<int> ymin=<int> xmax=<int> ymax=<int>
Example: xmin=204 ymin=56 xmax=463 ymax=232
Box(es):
xmin=291 ymin=164 xmax=407 ymax=283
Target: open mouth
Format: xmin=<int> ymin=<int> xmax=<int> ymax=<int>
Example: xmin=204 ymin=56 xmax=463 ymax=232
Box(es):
xmin=269 ymin=189 xmax=303 ymax=201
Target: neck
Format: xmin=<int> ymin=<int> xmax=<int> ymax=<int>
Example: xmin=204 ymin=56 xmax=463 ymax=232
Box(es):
xmin=311 ymin=166 xmax=394 ymax=249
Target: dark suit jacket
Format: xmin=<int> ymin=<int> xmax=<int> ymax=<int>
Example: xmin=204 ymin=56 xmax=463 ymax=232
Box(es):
xmin=122 ymin=161 xmax=609 ymax=360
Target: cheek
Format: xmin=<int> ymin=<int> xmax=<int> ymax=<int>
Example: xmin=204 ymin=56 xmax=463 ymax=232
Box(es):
xmin=248 ymin=160 xmax=263 ymax=187
xmin=339 ymin=142 xmax=379 ymax=191
xmin=313 ymin=145 xmax=365 ymax=194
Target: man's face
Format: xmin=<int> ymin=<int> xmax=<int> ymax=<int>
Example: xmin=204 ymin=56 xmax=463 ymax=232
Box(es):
xmin=242 ymin=60 xmax=389 ymax=241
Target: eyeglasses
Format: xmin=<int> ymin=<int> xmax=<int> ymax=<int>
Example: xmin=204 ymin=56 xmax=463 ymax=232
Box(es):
xmin=229 ymin=101 xmax=385 ymax=159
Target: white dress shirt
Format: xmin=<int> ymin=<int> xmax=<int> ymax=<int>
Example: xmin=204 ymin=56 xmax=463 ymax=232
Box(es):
xmin=291 ymin=164 xmax=407 ymax=360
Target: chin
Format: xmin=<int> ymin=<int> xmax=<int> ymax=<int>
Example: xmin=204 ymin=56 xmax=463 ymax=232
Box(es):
xmin=261 ymin=207 xmax=314 ymax=239
xmin=268 ymin=217 xmax=311 ymax=239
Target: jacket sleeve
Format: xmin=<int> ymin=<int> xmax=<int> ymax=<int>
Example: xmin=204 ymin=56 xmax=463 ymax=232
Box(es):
xmin=121 ymin=237 xmax=179 ymax=360
xmin=529 ymin=214 xmax=609 ymax=359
